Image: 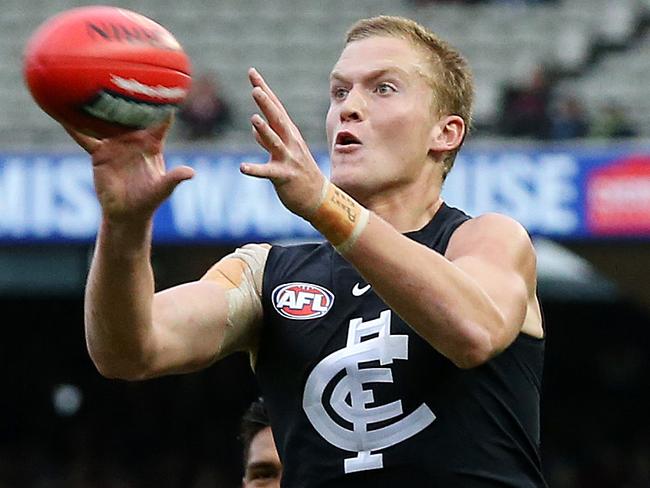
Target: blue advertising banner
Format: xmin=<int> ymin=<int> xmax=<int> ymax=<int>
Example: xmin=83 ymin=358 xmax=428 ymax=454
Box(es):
xmin=1 ymin=145 xmax=648 ymax=244
xmin=446 ymin=145 xmax=650 ymax=239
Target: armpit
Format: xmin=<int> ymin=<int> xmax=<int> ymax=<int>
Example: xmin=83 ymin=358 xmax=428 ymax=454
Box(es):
xmin=201 ymin=243 xmax=270 ymax=364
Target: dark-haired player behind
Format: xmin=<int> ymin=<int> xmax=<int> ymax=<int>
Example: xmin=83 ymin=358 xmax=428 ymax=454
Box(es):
xmin=240 ymin=398 xmax=282 ymax=487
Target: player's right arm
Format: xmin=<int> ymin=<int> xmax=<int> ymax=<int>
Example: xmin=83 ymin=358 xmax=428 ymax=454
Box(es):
xmin=66 ymin=121 xmax=265 ymax=380
xmin=86 ymin=224 xmax=267 ymax=380
xmin=85 ymin=218 xmax=227 ymax=379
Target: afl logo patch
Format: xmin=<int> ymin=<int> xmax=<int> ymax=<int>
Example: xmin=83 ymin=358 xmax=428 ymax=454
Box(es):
xmin=272 ymin=282 xmax=335 ymax=320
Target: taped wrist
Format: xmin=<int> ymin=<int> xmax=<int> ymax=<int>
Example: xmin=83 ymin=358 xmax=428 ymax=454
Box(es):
xmin=310 ymin=180 xmax=369 ymax=254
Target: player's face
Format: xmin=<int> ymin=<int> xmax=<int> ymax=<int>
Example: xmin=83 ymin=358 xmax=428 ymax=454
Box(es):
xmin=326 ymin=36 xmax=438 ymax=198
xmin=242 ymin=427 xmax=282 ymax=488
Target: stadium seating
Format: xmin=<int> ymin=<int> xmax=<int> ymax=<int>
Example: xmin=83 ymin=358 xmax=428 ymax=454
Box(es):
xmin=1 ymin=0 xmax=648 ymax=148
xmin=557 ymin=30 xmax=650 ymax=135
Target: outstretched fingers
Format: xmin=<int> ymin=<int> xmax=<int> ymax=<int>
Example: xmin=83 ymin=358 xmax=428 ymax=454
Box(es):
xmin=249 ymin=68 xmax=303 ymax=142
xmin=248 ymin=67 xmax=290 ymax=120
xmin=240 ymin=160 xmax=287 ymax=182
xmin=251 ymin=113 xmax=289 ymax=159
xmin=251 ymin=86 xmax=291 ymax=142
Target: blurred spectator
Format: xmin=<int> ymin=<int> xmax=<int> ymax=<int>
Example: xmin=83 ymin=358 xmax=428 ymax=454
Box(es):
xmin=497 ymin=64 xmax=554 ymax=139
xmin=177 ymin=72 xmax=233 ymax=140
xmin=589 ymin=101 xmax=637 ymax=139
xmin=549 ymin=95 xmax=590 ymax=140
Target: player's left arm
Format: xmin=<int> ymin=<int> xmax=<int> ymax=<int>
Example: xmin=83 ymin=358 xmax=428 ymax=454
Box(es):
xmin=344 ymin=212 xmax=539 ymax=369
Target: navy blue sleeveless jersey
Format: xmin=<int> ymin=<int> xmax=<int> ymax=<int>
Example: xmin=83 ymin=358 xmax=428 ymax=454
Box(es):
xmin=257 ymin=203 xmax=548 ymax=487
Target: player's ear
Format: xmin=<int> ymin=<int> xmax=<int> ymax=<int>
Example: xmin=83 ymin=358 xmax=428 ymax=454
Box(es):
xmin=428 ymin=115 xmax=465 ymax=154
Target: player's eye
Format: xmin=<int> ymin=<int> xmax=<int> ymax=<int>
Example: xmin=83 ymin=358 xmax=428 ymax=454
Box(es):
xmin=375 ymin=82 xmax=397 ymax=95
xmin=331 ymin=86 xmax=349 ymax=100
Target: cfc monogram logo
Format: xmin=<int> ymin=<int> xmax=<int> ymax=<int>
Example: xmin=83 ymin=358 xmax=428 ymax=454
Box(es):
xmin=302 ymin=310 xmax=436 ymax=474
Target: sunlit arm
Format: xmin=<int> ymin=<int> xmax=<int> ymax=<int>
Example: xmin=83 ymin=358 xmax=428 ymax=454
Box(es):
xmin=84 ymin=218 xmax=230 ymax=380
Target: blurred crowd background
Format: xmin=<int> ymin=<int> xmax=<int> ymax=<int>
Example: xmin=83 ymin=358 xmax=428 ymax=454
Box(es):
xmin=1 ymin=0 xmax=649 ymax=487
xmin=4 ymin=0 xmax=650 ymax=149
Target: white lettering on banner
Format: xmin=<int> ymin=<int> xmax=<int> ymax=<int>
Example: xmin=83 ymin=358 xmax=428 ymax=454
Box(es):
xmin=537 ymin=155 xmax=579 ymax=233
xmin=33 ymin=158 xmax=54 ymax=236
xmin=0 ymin=159 xmax=28 ymax=236
xmin=444 ymin=152 xmax=579 ymax=235
xmin=168 ymin=155 xmax=313 ymax=238
xmin=169 ymin=156 xmax=232 ymax=236
xmin=226 ymin=172 xmax=302 ymax=237
xmin=498 ymin=154 xmax=536 ymax=223
xmin=57 ymin=159 xmax=100 ymax=237
xmin=0 ymin=150 xmax=582 ymax=241
xmin=0 ymin=156 xmax=98 ymax=239
xmin=594 ymin=179 xmax=650 ymax=209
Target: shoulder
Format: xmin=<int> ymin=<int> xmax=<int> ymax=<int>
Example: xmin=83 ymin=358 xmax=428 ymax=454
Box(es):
xmin=267 ymin=241 xmax=329 ymax=262
xmin=202 ymin=242 xmax=272 ymax=284
xmin=447 ymin=212 xmax=536 ymax=269
xmin=465 ymin=212 xmax=530 ymax=237
xmin=223 ymin=242 xmax=273 ymax=269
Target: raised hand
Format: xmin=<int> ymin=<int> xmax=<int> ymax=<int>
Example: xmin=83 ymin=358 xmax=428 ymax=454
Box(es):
xmin=64 ymin=118 xmax=194 ymax=224
xmin=241 ymin=67 xmax=326 ymax=219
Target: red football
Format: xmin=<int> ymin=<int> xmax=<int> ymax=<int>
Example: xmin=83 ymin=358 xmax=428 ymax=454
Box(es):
xmin=23 ymin=6 xmax=192 ymax=138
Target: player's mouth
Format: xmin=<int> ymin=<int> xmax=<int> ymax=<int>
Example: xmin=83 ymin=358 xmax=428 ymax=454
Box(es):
xmin=334 ymin=131 xmax=362 ymax=153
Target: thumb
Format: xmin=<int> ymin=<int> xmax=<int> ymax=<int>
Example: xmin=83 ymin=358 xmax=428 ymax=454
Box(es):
xmin=160 ymin=165 xmax=194 ymax=196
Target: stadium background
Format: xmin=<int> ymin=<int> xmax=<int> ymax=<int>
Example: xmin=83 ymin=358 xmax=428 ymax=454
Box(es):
xmin=1 ymin=0 xmax=649 ymax=486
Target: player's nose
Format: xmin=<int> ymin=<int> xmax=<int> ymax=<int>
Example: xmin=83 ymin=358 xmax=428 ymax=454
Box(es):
xmin=339 ymin=89 xmax=366 ymax=122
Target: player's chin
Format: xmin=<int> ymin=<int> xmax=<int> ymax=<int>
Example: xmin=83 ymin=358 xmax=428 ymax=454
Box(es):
xmin=330 ymin=170 xmax=369 ymax=200
xmin=329 ymin=153 xmax=365 ymax=179
xmin=330 ymin=163 xmax=356 ymax=184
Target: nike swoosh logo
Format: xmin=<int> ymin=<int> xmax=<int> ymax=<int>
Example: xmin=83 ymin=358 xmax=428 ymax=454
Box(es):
xmin=352 ymin=283 xmax=371 ymax=296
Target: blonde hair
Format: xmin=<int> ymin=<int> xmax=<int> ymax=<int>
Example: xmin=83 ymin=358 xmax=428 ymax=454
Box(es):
xmin=346 ymin=15 xmax=474 ymax=179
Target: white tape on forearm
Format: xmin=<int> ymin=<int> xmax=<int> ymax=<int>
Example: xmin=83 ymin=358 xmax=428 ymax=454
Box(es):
xmin=334 ymin=206 xmax=369 ymax=254
xmin=310 ymin=181 xmax=369 ymax=254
